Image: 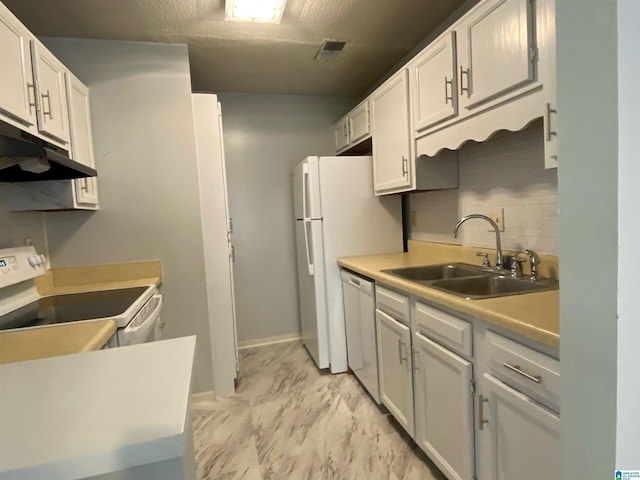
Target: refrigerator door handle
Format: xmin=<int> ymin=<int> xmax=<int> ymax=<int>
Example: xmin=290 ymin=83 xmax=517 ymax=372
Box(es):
xmin=302 ymin=162 xmax=309 ymax=220
xmin=303 ymin=219 xmax=315 ymax=276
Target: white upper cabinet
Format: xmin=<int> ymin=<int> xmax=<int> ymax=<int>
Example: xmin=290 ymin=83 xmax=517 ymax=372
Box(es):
xmin=348 ymin=100 xmax=370 ymax=144
xmin=67 ymin=72 xmax=99 ymax=207
xmin=410 ymin=32 xmax=458 ymax=133
xmin=30 ymin=41 xmax=71 ymax=145
xmin=333 ymin=115 xmax=350 ymax=152
xmin=0 ymin=2 xmax=36 ymax=129
xmin=457 ymin=0 xmax=536 ymax=111
xmin=333 ymin=99 xmax=371 ymax=153
xmin=371 ymin=69 xmax=412 ymax=195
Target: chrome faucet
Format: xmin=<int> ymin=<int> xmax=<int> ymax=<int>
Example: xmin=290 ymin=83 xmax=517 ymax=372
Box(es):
xmin=452 ymin=214 xmax=503 ymax=270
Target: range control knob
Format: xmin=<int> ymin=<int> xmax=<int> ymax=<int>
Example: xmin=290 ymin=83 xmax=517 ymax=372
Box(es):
xmin=38 ymin=254 xmax=47 ymax=265
xmin=28 ymin=256 xmax=39 ymax=267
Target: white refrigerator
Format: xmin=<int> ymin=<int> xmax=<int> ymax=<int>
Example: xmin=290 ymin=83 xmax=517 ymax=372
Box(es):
xmin=293 ymin=156 xmax=403 ymax=373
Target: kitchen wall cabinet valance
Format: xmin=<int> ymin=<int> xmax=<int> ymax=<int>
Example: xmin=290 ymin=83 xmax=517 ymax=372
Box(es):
xmin=333 ymin=99 xmax=371 ymax=153
xmin=410 ymin=0 xmax=558 ymax=170
xmin=0 ymin=1 xmax=72 ymax=150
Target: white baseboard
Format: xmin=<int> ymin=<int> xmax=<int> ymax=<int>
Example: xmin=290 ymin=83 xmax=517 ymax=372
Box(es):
xmin=191 ymin=390 xmax=216 ymax=404
xmin=238 ymin=333 xmax=301 ymax=350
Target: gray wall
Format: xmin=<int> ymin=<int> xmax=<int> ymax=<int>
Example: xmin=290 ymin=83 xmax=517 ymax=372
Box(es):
xmin=557 ymin=1 xmax=618 ymax=476
xmin=0 ymin=209 xmax=47 ymax=254
xmin=217 ymin=93 xmax=354 ymax=343
xmin=41 ymin=39 xmax=214 ymax=393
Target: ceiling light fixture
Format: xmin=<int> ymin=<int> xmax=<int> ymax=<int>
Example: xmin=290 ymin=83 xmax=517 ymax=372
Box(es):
xmin=225 ymin=0 xmax=287 ymax=24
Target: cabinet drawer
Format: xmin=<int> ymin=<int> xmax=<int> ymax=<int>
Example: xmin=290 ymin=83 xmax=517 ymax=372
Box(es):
xmin=414 ymin=301 xmax=472 ymax=357
xmin=376 ymin=285 xmax=410 ymax=324
xmin=486 ymin=331 xmax=560 ymax=413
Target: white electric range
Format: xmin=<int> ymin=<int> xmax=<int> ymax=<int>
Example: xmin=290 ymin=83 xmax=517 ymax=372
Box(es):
xmin=0 ymin=246 xmax=162 ymax=347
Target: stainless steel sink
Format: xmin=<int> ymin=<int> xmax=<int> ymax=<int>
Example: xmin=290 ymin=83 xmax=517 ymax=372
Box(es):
xmin=430 ymin=275 xmax=559 ymax=299
xmin=383 ymin=263 xmax=482 ymax=283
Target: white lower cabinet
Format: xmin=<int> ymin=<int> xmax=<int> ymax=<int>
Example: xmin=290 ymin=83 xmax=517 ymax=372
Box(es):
xmin=369 ymin=286 xmax=560 ymax=480
xmin=376 ymin=308 xmax=414 ymax=436
xmin=478 ymin=374 xmax=560 ymax=480
xmin=413 ymin=332 xmax=475 ymax=480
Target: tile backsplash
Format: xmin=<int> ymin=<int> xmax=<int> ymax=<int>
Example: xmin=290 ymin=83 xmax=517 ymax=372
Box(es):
xmin=410 ymin=122 xmax=558 ymax=255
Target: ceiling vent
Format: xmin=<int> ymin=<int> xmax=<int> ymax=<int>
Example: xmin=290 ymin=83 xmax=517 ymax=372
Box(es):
xmin=315 ymin=40 xmax=347 ymax=62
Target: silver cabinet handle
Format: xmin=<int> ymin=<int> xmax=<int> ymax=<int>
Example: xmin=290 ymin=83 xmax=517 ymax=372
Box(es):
xmin=81 ymin=178 xmax=89 ymax=192
xmin=444 ymin=76 xmax=453 ymax=104
xmin=348 ymin=278 xmax=361 ymax=288
xmin=459 ymin=66 xmax=470 ymax=96
xmin=413 ymin=348 xmax=420 ymax=370
xmin=478 ymin=394 xmax=489 ymax=430
xmin=27 ymin=83 xmax=38 ymax=113
xmin=503 ymin=363 xmax=542 ymax=384
xmin=401 ymin=156 xmax=408 ymax=176
xmin=41 ymin=90 xmax=53 ymax=119
xmin=545 ymin=102 xmax=557 ymax=142
xmin=398 ymin=339 xmax=407 ymax=365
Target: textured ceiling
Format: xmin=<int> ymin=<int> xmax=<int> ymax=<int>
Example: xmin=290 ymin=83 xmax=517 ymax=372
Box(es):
xmin=3 ymin=0 xmax=468 ymax=96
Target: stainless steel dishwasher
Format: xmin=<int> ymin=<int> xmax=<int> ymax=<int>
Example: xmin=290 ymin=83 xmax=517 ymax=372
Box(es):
xmin=341 ymin=269 xmax=380 ymax=403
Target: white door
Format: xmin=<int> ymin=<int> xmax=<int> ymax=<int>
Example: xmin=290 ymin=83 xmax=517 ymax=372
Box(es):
xmin=0 ymin=3 xmax=36 ymax=128
xmin=411 ymin=31 xmax=458 ymax=133
xmin=217 ymin=103 xmax=239 ymax=373
xmin=371 ymin=69 xmax=413 ymax=195
xmin=66 ymin=72 xmax=99 ymax=207
xmin=479 ymin=374 xmax=560 ymax=480
xmin=192 ymin=94 xmax=238 ymax=395
xmin=458 ymin=0 xmax=535 ymax=109
xmin=376 ymin=308 xmax=414 ymax=436
xmin=31 ymin=41 xmax=70 ymax=144
xmin=413 ymin=332 xmax=475 ymax=480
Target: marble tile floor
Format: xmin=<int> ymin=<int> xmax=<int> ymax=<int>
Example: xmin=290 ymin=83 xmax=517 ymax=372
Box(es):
xmin=191 ymin=340 xmax=447 ymax=480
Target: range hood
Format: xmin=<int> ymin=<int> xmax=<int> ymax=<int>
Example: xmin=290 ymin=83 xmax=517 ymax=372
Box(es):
xmin=0 ymin=134 xmax=97 ymax=182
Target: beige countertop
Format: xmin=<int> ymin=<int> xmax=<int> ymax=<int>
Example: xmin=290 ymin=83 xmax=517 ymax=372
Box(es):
xmin=0 ymin=320 xmax=117 ymax=365
xmin=36 ymin=260 xmax=162 ymax=295
xmin=338 ymin=241 xmax=559 ymax=349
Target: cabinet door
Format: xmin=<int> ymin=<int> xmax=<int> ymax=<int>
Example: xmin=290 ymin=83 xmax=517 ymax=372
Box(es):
xmin=376 ymin=309 xmax=413 ymax=436
xmin=348 ymin=101 xmax=370 ymax=144
xmin=371 ymin=70 xmax=412 ymax=195
xmin=479 ymin=374 xmax=560 ymax=480
xmin=31 ymin=41 xmax=70 ymax=144
xmin=0 ymin=3 xmax=36 ymax=127
xmin=539 ymin=0 xmax=557 ymax=168
xmin=413 ymin=332 xmax=475 ymax=480
xmin=458 ymin=0 xmax=535 ymax=110
xmin=334 ymin=115 xmax=350 ymax=152
xmin=411 ymin=32 xmax=458 ymax=133
xmin=66 ymin=73 xmax=99 ymax=207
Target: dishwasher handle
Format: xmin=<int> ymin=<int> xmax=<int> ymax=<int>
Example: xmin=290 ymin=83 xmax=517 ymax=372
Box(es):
xmin=340 ymin=270 xmax=374 ymax=296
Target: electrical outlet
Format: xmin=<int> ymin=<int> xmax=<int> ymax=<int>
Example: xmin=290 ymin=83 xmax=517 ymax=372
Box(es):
xmin=410 ymin=210 xmax=417 ymax=227
xmin=487 ymin=208 xmax=505 ymax=232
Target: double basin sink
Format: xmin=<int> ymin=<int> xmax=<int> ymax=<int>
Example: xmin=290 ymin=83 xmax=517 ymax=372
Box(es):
xmin=382 ymin=263 xmax=558 ymax=300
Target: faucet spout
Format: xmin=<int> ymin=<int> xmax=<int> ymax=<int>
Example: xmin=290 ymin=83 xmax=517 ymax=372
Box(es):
xmin=452 ymin=214 xmax=503 ymax=269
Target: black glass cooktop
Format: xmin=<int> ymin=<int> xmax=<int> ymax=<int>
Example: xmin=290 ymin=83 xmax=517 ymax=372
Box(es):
xmin=0 ymin=287 xmax=148 ymax=331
